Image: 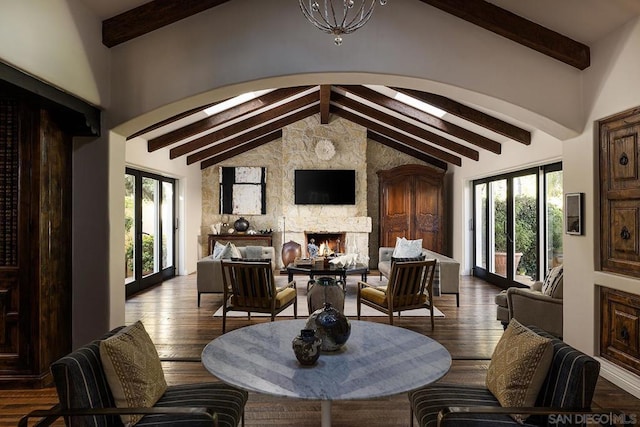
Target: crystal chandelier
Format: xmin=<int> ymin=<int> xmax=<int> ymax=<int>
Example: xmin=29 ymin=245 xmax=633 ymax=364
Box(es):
xmin=299 ymin=0 xmax=388 ymax=46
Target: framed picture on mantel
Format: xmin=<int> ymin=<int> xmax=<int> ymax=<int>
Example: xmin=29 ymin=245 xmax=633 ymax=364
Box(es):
xmin=565 ymin=192 xmax=583 ymax=235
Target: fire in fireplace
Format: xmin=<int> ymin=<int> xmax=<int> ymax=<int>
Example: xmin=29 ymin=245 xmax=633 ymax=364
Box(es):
xmin=304 ymin=232 xmax=346 ymax=257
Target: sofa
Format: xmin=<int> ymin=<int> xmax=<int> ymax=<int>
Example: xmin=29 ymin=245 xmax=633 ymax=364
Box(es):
xmin=495 ymin=265 xmax=563 ymax=338
xmin=378 ymin=247 xmax=461 ymax=306
xmin=197 ymin=245 xmax=276 ymax=306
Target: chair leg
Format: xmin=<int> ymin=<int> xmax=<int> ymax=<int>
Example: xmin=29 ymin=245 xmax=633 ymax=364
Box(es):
xmin=410 ymin=407 xmax=414 ymax=427
xmin=222 ymin=310 xmax=227 ymax=334
xmin=197 ymin=292 xmax=201 ymax=307
xmin=294 ymin=295 xmax=298 ymax=319
xmin=456 ymin=292 xmax=459 ymax=307
xmin=430 ymin=307 xmax=434 ymax=330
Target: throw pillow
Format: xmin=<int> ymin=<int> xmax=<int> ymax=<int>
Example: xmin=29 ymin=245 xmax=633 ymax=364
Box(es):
xmin=391 ymin=254 xmax=426 ymax=264
xmin=100 ymin=321 xmax=167 ymax=426
xmin=486 ymin=319 xmax=553 ymax=423
xmin=541 ymin=265 xmax=563 ymax=298
xmin=229 ymin=242 xmax=242 ymax=259
xmin=212 ymin=241 xmax=227 ymax=259
xmin=392 ymin=237 xmax=423 ymax=258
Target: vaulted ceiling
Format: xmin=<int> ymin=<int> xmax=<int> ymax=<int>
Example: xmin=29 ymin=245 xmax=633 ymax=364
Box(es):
xmin=85 ymin=0 xmax=635 ymax=170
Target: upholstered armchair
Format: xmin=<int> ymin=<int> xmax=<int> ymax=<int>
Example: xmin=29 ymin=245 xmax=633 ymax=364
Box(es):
xmin=495 ymin=265 xmax=563 ymax=338
xmin=18 ymin=323 xmax=248 ymax=427
xmin=220 ymin=260 xmax=297 ymax=333
xmin=409 ymin=321 xmax=603 ymax=427
xmin=197 ymin=245 xmax=275 ymax=306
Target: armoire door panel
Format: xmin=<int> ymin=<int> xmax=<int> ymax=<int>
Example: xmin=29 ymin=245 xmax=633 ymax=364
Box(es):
xmin=378 ymin=164 xmax=446 ymax=254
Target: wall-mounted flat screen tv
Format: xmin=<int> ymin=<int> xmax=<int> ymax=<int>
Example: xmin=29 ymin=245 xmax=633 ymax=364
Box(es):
xmin=294 ymin=169 xmax=356 ymax=205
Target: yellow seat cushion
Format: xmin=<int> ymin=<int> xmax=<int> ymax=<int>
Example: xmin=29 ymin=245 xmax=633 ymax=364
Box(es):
xmin=275 ymin=287 xmax=297 ymax=308
xmin=360 ymin=287 xmax=387 ymax=305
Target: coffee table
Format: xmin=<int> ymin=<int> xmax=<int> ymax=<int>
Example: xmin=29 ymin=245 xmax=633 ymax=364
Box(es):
xmin=201 ymin=319 xmax=451 ymax=427
xmin=287 ymin=262 xmax=369 ymax=291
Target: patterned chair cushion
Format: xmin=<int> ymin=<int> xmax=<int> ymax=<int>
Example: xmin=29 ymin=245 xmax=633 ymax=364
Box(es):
xmin=541 ymin=265 xmax=563 ymax=298
xmin=409 ymin=384 xmax=539 ymax=426
xmin=138 ymin=383 xmax=248 ymax=427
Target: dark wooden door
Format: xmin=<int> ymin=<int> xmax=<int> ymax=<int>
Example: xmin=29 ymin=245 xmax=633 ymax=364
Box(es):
xmin=378 ymin=164 xmax=445 ymax=253
xmin=0 ymin=91 xmax=72 ymax=387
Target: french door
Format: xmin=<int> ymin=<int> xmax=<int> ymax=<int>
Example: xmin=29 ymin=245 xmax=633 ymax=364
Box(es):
xmin=124 ymin=168 xmax=176 ymax=297
xmin=473 ymin=163 xmax=562 ymax=289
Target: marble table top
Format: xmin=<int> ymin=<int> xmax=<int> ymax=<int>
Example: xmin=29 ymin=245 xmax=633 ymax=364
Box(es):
xmin=201 ymin=319 xmax=451 ymax=401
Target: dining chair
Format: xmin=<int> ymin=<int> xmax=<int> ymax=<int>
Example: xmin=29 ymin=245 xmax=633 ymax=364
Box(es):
xmin=357 ymin=259 xmax=437 ymax=328
xmin=220 ymin=260 xmax=297 ymax=333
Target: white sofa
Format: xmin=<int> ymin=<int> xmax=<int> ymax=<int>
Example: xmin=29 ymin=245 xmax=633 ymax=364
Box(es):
xmin=378 ymin=247 xmax=461 ymax=306
xmin=196 ymin=246 xmax=275 ymax=307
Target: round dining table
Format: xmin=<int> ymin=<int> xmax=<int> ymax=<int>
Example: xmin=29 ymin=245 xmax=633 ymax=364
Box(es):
xmin=202 ymin=319 xmax=451 ymax=427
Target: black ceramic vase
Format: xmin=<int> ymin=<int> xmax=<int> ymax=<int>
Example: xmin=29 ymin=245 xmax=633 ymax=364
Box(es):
xmin=305 ymin=303 xmax=351 ymax=352
xmin=233 ymin=217 xmax=249 ymax=232
xmin=292 ymin=329 xmax=321 ymax=366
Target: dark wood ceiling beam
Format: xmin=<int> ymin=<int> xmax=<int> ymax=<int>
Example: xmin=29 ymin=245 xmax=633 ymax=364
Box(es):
xmin=368 ymin=131 xmax=448 ymax=171
xmin=128 ymin=101 xmax=220 ymax=140
xmin=418 ymin=0 xmax=590 ymax=70
xmin=187 ymin=105 xmax=317 ymax=164
xmin=171 ymin=91 xmax=319 ymax=159
xmin=320 ymin=85 xmax=331 ymax=124
xmin=148 ymin=86 xmax=312 ymax=151
xmin=332 ymin=93 xmax=478 ymax=161
xmin=339 ymin=85 xmax=501 ymax=154
xmin=394 ymin=88 xmax=531 ymax=145
xmin=102 ymin=0 xmax=232 ymax=47
xmin=200 ymin=130 xmax=283 ymax=170
xmin=330 ymin=105 xmax=462 ymax=166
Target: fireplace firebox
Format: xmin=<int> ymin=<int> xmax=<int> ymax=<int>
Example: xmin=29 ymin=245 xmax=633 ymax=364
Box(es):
xmin=304 ymin=232 xmax=346 ymax=257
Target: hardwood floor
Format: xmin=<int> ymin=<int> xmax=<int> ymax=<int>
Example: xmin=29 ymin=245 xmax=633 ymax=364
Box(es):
xmin=2 ymin=274 xmax=639 ymax=426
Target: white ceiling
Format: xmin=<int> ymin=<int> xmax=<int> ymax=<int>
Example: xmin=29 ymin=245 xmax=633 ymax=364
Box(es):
xmin=80 ymin=0 xmax=640 ymax=45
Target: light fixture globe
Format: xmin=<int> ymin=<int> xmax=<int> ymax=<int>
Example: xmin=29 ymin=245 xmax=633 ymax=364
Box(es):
xmin=299 ymin=0 xmax=388 ymax=45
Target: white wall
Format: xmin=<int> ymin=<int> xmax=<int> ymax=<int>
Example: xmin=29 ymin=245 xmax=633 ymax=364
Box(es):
xmin=564 ymin=17 xmax=640 ymax=396
xmin=0 ymin=0 xmax=110 ymax=107
xmin=109 ymin=0 xmax=582 ymax=139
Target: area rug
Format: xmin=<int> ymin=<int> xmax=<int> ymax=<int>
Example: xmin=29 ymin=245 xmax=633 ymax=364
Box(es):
xmin=212 ymin=275 xmax=445 ymax=318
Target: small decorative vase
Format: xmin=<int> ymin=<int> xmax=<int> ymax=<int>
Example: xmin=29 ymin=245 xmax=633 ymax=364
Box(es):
xmin=292 ymin=329 xmax=321 ymax=366
xmin=233 ymin=217 xmax=249 ymax=232
xmin=305 ymin=303 xmax=351 ymax=352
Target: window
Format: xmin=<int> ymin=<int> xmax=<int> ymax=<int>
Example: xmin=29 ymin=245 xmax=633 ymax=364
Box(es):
xmin=473 ymin=162 xmax=562 ymax=288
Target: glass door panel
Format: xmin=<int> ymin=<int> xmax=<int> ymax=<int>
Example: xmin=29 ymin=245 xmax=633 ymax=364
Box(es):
xmin=546 ymin=169 xmax=563 ymax=272
xmin=513 ymin=174 xmax=537 ymax=285
xmin=161 ymin=181 xmax=174 ymax=271
xmin=124 ymin=173 xmax=136 ymax=285
xmin=141 ymin=177 xmax=160 ymax=277
xmin=490 ymin=179 xmax=507 ymax=278
xmin=474 ymin=183 xmax=487 ymax=269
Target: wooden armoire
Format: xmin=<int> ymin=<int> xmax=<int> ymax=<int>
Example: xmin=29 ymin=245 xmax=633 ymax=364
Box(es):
xmin=378 ymin=164 xmax=446 ymax=254
xmin=0 ymin=76 xmax=98 ymax=388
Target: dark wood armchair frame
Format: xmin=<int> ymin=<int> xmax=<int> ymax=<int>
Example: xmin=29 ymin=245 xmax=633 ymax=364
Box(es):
xmin=357 ymin=259 xmax=437 ymax=328
xmin=221 ymin=260 xmax=297 ymax=333
xmin=19 ymin=405 xmax=218 ymax=427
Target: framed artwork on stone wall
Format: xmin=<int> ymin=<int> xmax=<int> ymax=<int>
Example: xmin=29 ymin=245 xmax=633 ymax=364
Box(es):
xmin=565 ymin=192 xmax=583 ymax=235
xmin=220 ymin=166 xmax=266 ymax=215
